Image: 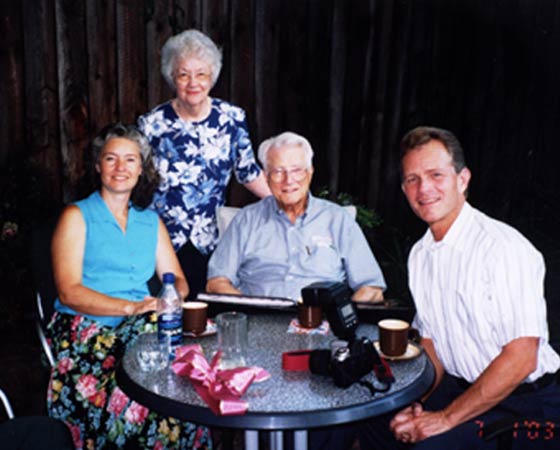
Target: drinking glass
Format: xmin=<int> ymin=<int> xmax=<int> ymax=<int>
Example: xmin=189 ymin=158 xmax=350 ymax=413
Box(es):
xmin=134 ymin=332 xmax=169 ymax=372
xmin=216 ymin=312 xmax=248 ymax=369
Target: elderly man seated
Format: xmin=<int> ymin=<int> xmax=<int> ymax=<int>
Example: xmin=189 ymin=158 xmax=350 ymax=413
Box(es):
xmin=206 ymin=131 xmax=386 ymax=303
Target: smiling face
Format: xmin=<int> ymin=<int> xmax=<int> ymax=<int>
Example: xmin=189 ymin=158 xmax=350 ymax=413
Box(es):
xmin=266 ymin=144 xmax=314 ymax=218
xmin=96 ymin=137 xmax=143 ymax=197
xmin=173 ymin=56 xmax=212 ymax=111
xmin=401 ymin=139 xmax=471 ymax=240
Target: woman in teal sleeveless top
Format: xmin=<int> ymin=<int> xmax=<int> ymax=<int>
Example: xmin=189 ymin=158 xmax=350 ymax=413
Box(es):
xmin=47 ymin=124 xmax=212 ymax=449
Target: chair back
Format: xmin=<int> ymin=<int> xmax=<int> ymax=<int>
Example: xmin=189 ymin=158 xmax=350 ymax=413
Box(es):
xmin=0 ymin=388 xmax=15 ymax=420
xmin=29 ymin=217 xmax=58 ymax=323
xmin=28 ymin=215 xmax=60 ymax=368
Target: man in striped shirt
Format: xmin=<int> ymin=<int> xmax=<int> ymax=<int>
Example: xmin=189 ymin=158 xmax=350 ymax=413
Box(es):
xmin=375 ymin=126 xmax=560 ymax=449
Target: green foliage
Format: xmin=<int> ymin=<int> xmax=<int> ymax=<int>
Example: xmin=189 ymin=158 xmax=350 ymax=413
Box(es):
xmin=316 ymin=187 xmax=383 ymax=230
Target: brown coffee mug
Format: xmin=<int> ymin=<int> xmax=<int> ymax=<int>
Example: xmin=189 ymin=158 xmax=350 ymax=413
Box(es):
xmin=297 ymin=304 xmax=322 ymax=328
xmin=182 ymin=301 xmax=208 ymax=334
xmin=378 ymin=319 xmax=410 ymax=356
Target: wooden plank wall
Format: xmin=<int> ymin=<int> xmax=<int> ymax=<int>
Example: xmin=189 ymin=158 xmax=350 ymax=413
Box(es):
xmin=1 ymin=0 xmax=560 ymax=246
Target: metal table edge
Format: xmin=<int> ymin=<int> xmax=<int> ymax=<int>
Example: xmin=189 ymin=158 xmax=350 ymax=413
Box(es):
xmin=116 ymin=356 xmax=435 ymax=431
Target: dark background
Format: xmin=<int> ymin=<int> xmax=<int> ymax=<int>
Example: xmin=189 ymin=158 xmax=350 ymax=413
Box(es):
xmin=1 ymin=0 xmax=559 ymax=418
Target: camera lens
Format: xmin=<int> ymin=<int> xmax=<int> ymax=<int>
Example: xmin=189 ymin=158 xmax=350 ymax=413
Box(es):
xmin=333 ymin=347 xmax=350 ymax=362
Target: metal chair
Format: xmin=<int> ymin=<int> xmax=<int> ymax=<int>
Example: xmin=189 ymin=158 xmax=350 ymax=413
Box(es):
xmin=34 ymin=292 xmax=55 ymax=368
xmin=0 ymin=388 xmax=15 ymax=420
xmin=29 ymin=216 xmax=60 ymax=369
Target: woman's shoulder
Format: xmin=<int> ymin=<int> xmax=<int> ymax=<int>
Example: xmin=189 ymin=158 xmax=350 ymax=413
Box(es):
xmin=73 ymin=191 xmax=100 ymax=211
xmin=138 ymin=101 xmax=174 ymax=124
xmin=211 ymin=98 xmax=247 ymax=123
xmin=144 ymin=100 xmax=173 ymax=115
xmin=54 ymin=203 xmax=85 ymax=233
xmin=138 ymin=101 xmax=178 ymax=137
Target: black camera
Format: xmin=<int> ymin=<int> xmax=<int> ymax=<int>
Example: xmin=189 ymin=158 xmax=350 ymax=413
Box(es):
xmin=301 ymin=281 xmax=357 ymax=341
xmin=309 ymin=337 xmax=378 ymax=388
xmin=301 ymin=281 xmax=394 ymax=389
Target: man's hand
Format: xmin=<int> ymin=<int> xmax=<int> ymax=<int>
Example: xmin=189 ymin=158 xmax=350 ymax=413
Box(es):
xmin=390 ymin=337 xmax=539 ymax=444
xmin=206 ymin=276 xmax=242 ymax=295
xmin=391 ymin=404 xmax=453 ymax=443
xmin=351 ymin=285 xmax=384 ymax=303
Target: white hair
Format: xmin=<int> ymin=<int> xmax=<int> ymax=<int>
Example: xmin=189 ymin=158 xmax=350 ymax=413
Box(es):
xmin=160 ymin=29 xmax=222 ymax=90
xmin=257 ymin=132 xmax=314 ymax=171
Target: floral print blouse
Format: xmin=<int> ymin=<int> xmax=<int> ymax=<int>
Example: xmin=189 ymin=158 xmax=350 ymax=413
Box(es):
xmin=138 ymin=98 xmax=262 ymax=255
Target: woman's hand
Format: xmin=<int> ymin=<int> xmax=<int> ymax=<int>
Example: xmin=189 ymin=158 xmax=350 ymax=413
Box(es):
xmin=124 ymin=296 xmax=158 ymax=316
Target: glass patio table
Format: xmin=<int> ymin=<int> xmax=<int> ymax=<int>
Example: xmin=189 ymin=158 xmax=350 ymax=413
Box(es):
xmin=117 ymin=311 xmax=434 ymax=450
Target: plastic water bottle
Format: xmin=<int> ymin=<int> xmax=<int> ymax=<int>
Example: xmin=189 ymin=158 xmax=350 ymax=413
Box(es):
xmin=157 ymin=272 xmax=183 ymax=358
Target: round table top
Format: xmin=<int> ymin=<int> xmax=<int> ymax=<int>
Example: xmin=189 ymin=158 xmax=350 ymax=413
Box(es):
xmin=117 ymin=312 xmax=434 ymax=430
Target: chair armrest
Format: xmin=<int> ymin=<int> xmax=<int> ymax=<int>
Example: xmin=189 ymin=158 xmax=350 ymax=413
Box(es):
xmin=35 ymin=293 xmax=55 ymax=368
xmin=0 ymin=388 xmax=15 ymax=420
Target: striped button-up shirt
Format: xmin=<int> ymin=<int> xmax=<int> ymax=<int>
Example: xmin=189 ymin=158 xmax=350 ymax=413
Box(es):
xmin=410 ymin=202 xmax=560 ymax=382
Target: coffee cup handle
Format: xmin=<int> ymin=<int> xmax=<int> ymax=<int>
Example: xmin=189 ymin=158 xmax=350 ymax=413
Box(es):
xmin=408 ymin=327 xmax=421 ymax=344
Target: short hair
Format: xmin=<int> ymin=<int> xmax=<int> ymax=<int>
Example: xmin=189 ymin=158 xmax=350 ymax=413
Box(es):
xmin=400 ymin=126 xmax=467 ymax=173
xmin=92 ymin=123 xmax=160 ymax=209
xmin=160 ymin=29 xmax=223 ymax=90
xmin=257 ymin=132 xmax=314 ymax=171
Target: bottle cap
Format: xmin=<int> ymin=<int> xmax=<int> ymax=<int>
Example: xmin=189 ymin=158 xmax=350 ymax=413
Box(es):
xmin=162 ymin=273 xmax=175 ymax=284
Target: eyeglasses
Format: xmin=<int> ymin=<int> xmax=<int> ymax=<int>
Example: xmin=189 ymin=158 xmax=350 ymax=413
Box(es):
xmin=267 ymin=167 xmax=308 ymax=183
xmin=174 ymin=71 xmax=211 ymax=84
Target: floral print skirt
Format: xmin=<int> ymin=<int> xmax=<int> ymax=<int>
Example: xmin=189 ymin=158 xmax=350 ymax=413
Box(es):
xmin=47 ymin=312 xmax=212 ymax=450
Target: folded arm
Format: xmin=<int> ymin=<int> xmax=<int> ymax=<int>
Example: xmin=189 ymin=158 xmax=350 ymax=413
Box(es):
xmin=206 ymin=276 xmax=242 ymax=295
xmin=391 ymin=336 xmax=539 ymax=443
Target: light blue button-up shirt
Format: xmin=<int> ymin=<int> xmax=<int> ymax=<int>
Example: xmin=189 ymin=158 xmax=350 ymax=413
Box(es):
xmin=208 ymin=195 xmax=386 ymax=300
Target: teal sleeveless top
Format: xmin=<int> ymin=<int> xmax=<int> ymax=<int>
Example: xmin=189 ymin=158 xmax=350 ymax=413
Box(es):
xmin=54 ymin=191 xmax=159 ymax=327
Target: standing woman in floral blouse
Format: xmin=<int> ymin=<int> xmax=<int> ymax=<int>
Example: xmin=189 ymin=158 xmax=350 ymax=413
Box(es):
xmin=138 ymin=29 xmax=271 ymax=300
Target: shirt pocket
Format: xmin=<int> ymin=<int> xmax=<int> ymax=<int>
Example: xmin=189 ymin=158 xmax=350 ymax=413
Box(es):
xmin=304 ymin=244 xmax=342 ymax=277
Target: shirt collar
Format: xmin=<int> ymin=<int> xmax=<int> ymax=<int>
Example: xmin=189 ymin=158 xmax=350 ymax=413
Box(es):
xmin=91 ymin=191 xmax=147 ymax=226
xmin=420 ymin=201 xmax=473 ymax=252
xmin=269 ymin=192 xmax=314 ymax=224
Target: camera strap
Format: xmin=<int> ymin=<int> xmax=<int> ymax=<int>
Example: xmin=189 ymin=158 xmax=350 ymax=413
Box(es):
xmin=368 ymin=345 xmax=395 ymax=388
xmin=359 ymin=348 xmax=395 ymax=395
xmin=282 ymin=350 xmax=312 ymax=371
xmin=281 ymin=348 xmax=395 ymax=393
xmin=371 ymin=346 xmax=395 ymax=386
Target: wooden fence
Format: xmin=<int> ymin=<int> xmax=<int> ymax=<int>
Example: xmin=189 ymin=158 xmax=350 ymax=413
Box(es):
xmin=1 ymin=0 xmax=560 ymax=245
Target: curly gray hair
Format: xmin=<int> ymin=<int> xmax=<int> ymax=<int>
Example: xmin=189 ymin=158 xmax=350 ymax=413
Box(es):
xmin=160 ymin=29 xmax=223 ymax=90
xmin=257 ymin=132 xmax=314 ymax=171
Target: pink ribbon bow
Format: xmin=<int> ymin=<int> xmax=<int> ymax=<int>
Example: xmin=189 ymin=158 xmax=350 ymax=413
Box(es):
xmin=171 ymin=344 xmax=270 ymax=415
